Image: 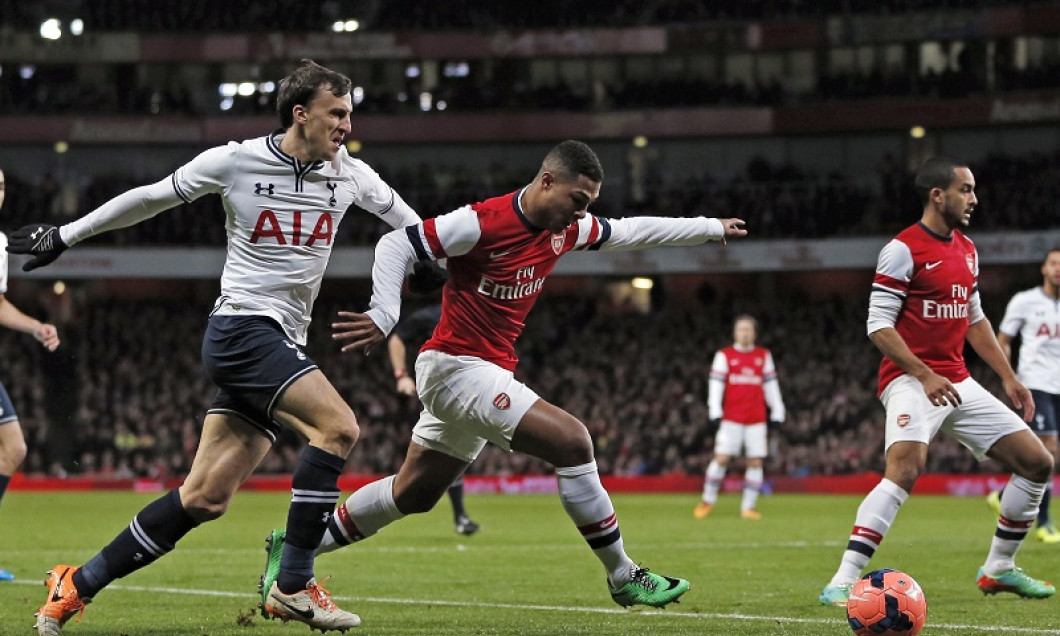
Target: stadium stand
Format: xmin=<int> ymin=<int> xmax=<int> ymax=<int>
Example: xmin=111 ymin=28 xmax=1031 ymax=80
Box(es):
xmin=0 ymin=1 xmax=1058 ymax=481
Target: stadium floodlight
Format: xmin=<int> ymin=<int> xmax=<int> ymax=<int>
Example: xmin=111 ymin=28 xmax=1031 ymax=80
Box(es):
xmin=909 ymin=125 xmax=926 ymax=139
xmin=443 ymin=62 xmax=469 ymax=78
xmin=70 ymin=19 xmax=84 ymax=36
xmin=237 ymin=82 xmax=255 ymax=96
xmin=352 ymin=86 xmax=364 ymax=105
xmin=631 ymin=277 xmax=654 ymax=290
xmin=40 ymin=18 xmax=62 ymax=40
xmin=219 ymin=97 xmax=234 ymax=111
xmin=19 ymin=64 xmax=35 ymax=80
xmin=332 ymin=19 xmax=360 ymax=33
xmin=219 ymin=83 xmax=237 ymax=97
xmin=419 ymin=92 xmax=432 ymax=111
xmin=436 ymin=100 xmax=447 ymax=111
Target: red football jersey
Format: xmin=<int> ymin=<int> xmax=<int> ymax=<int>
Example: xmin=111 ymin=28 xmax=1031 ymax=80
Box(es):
xmin=416 ymin=188 xmax=608 ymax=370
xmin=872 ymin=222 xmax=978 ymax=395
xmin=711 ymin=346 xmax=775 ymax=424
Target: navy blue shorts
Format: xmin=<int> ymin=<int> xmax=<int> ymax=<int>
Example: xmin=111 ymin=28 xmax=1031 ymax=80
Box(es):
xmin=0 ymin=381 xmax=17 ymax=426
xmin=1031 ymin=389 xmax=1060 ymax=437
xmin=202 ymin=315 xmax=318 ymax=441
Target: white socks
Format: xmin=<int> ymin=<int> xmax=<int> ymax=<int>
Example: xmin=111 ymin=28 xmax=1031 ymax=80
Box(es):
xmin=701 ymin=460 xmax=726 ymax=504
xmin=741 ymin=466 xmax=763 ymax=512
xmin=982 ymin=475 xmax=1046 ymax=576
xmin=317 ymin=475 xmax=404 ymax=555
xmin=555 ymin=461 xmax=635 ymax=587
xmin=829 ymin=478 xmax=908 ymax=587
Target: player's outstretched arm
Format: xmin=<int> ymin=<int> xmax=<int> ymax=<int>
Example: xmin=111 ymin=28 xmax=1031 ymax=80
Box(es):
xmin=7 ymin=177 xmax=189 ymax=271
xmin=594 ymin=216 xmax=746 ymax=251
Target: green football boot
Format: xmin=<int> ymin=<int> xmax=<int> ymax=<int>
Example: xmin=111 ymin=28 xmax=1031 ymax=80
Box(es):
xmin=818 ymin=583 xmax=852 ymax=606
xmin=258 ymin=528 xmax=286 ymax=618
xmin=977 ymin=567 xmax=1055 ymax=599
xmin=609 ymin=567 xmax=690 ymax=608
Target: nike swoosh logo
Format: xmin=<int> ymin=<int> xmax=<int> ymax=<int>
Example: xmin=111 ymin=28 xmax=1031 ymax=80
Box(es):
xmin=488 ymin=250 xmax=510 ymax=260
xmin=925 ymin=261 xmax=943 ymax=270
xmin=273 ymin=597 xmax=315 ymax=620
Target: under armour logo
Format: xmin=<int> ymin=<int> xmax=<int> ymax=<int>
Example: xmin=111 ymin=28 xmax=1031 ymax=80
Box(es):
xmin=133 ymin=552 xmax=144 ymax=562
xmin=255 ymin=182 xmax=275 ymax=195
xmin=322 ymin=511 xmax=331 ymax=523
xmin=31 ymin=227 xmax=44 ymax=240
xmin=326 ymin=180 xmax=337 ymax=207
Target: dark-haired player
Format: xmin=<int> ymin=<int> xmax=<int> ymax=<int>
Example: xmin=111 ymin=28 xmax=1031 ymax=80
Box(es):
xmin=819 ymin=156 xmax=1055 ymax=606
xmin=11 ymin=59 xmax=422 ymax=634
xmin=261 ymin=139 xmax=746 ymax=614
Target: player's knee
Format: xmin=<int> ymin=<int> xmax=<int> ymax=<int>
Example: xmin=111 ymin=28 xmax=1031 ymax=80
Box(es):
xmin=180 ymin=489 xmax=233 ymax=522
xmin=6 ymin=435 xmax=27 ymax=465
xmin=0 ymin=435 xmax=27 ymax=473
xmin=1021 ymin=449 xmax=1054 ymax=483
xmin=885 ymin=464 xmax=922 ymax=493
xmin=554 ymin=426 xmax=594 ymax=466
xmin=319 ymin=410 xmax=360 ymax=455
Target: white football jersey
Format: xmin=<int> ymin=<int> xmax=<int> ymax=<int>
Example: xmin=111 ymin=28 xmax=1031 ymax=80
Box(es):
xmin=62 ymin=131 xmax=420 ymax=344
xmin=999 ymin=286 xmax=1060 ymax=394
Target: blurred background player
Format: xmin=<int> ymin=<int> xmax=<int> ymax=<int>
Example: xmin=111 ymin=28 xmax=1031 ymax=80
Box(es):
xmin=694 ymin=314 xmax=785 ymax=520
xmin=0 ymin=167 xmax=62 ymax=582
xmin=387 ymin=291 xmax=480 ymax=535
xmin=818 ymin=156 xmax=1055 ymax=606
xmin=987 ymin=248 xmax=1060 ymax=543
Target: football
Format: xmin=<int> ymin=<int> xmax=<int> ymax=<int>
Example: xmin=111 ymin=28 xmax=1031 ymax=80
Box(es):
xmin=846 ymin=569 xmax=927 ymax=636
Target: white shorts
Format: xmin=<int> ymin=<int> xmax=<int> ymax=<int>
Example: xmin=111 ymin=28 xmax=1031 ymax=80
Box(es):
xmin=714 ymin=421 xmax=768 ymax=458
xmin=411 ymin=349 xmax=540 ymax=463
xmin=881 ymin=374 xmax=1030 ymax=461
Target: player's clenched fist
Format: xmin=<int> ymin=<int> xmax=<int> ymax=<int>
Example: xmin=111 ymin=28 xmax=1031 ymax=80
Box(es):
xmin=6 ymin=223 xmax=68 ymax=271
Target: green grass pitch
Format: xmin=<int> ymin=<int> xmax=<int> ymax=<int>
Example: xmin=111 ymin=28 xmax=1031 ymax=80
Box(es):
xmin=0 ymin=490 xmax=1058 ymax=635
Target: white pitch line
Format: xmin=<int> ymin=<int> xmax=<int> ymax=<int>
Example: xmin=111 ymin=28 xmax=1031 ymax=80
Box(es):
xmin=8 ymin=579 xmax=1060 ymax=634
xmin=0 ymin=539 xmax=845 ymax=557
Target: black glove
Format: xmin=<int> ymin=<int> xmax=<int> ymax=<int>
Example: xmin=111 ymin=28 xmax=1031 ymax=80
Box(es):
xmin=770 ymin=420 xmax=783 ymax=428
xmin=408 ymin=260 xmax=448 ymax=295
xmin=7 ymin=224 xmax=68 ymax=271
xmin=709 ymin=418 xmax=721 ymax=432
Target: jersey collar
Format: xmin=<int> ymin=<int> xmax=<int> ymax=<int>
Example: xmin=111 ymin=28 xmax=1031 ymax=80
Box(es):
xmin=267 ymin=129 xmax=325 ymax=175
xmin=512 ymin=186 xmax=544 ymax=232
xmin=916 ymin=220 xmax=953 ymax=242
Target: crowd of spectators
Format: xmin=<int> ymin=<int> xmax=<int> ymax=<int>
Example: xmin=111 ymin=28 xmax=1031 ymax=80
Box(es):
xmin=3 ymin=149 xmax=1056 ymax=249
xmin=0 ymin=0 xmax=1038 ymax=33
xmin=5 ymin=51 xmax=1060 ymax=118
xmin=0 ymin=283 xmax=1012 ymax=482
